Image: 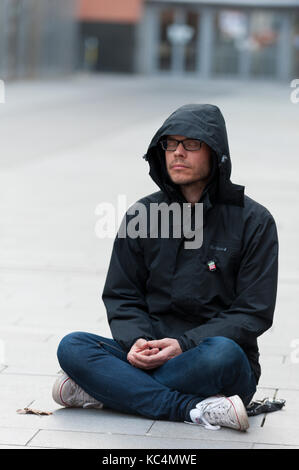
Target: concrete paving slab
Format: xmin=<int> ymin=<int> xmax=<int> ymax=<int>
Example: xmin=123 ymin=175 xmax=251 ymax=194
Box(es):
xmin=252 ymin=444 xmax=299 ymax=449
xmin=0 ymin=445 xmax=57 ymax=449
xmin=252 ymin=387 xmax=276 ymax=401
xmin=14 ymin=404 xmax=154 ymax=436
xmin=257 ymin=363 xmax=299 ymax=390
xmin=0 ymin=325 xmax=51 ymax=343
xmin=259 ymin=354 xmax=284 ymax=367
xmin=0 ymin=444 xmax=53 ymax=449
xmin=0 ymin=374 xmax=56 ymax=418
xmin=263 ymin=406 xmax=298 ymax=429
xmin=1 ymin=339 xmax=60 ymax=375
xmin=0 ymin=427 xmax=38 ymax=446
xmin=27 ymin=429 xmax=253 ymax=449
xmin=262 ymin=389 xmax=299 ymax=428
xmin=148 ymin=420 xmax=299 ymax=446
xmin=247 ymin=387 xmax=276 ymax=428
xmin=0 ymin=373 xmax=154 ymax=436
xmin=0 ymin=270 xmax=106 ymax=318
xmin=0 ymin=311 xmax=26 ymax=326
xmin=276 ymin=389 xmax=299 ymax=409
xmin=1 ymin=386 xmax=269 ymax=434
xmin=257 ymin=337 xmax=294 ymax=360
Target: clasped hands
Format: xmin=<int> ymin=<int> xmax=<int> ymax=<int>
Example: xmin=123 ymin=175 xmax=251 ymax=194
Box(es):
xmin=127 ymin=337 xmax=182 ymax=370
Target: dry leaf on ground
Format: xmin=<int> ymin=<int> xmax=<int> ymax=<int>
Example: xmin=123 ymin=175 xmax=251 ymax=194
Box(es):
xmin=17 ymin=407 xmax=52 ymax=416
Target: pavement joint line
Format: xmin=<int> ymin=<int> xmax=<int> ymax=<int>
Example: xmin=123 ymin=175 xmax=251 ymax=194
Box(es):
xmin=26 ymin=445 xmax=64 ymax=449
xmin=251 ymin=440 xmax=299 ymax=447
xmin=19 ymin=427 xmax=257 ymax=443
xmin=24 ymin=429 xmax=42 ymax=447
xmin=3 ymin=444 xmax=61 ymax=449
xmin=265 ymin=386 xmax=299 ymax=391
xmin=254 ymin=386 xmax=279 ymax=391
xmin=145 ymin=421 xmax=156 ymax=435
xmin=24 ymin=441 xmax=252 ymax=450
xmin=30 ymin=428 xmax=186 ymax=439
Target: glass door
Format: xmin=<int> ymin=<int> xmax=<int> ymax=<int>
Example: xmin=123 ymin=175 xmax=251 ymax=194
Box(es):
xmin=158 ymin=9 xmax=175 ymax=71
xmin=212 ymin=10 xmax=247 ymax=76
xmin=157 ymin=7 xmax=199 ymax=74
xmin=249 ymin=11 xmax=281 ymax=77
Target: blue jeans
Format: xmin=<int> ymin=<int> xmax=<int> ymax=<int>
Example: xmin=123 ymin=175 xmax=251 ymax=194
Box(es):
xmin=57 ymin=332 xmax=257 ymax=422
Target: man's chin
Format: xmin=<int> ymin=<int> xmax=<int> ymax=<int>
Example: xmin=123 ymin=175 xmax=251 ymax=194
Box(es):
xmin=168 ymin=173 xmax=193 ymax=185
xmin=168 ymin=170 xmax=211 ymax=187
xmin=171 ymin=177 xmax=204 ymax=186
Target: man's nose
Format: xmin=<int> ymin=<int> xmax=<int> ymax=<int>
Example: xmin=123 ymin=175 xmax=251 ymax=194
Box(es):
xmin=174 ymin=142 xmax=187 ymax=156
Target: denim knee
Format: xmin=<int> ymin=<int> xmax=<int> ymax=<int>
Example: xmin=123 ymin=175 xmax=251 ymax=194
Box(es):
xmin=199 ymin=336 xmax=249 ymax=373
xmin=57 ymin=331 xmax=87 ymax=366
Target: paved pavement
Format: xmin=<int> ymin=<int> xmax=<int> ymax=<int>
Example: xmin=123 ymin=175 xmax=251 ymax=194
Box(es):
xmin=0 ymin=73 xmax=298 ymax=449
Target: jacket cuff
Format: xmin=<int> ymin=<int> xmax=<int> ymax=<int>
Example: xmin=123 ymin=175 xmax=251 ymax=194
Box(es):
xmin=177 ymin=336 xmax=204 ymax=352
xmin=177 ymin=337 xmax=189 ymax=352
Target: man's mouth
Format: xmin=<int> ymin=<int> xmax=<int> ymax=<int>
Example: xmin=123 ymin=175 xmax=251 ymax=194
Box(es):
xmin=171 ymin=163 xmax=189 ymax=169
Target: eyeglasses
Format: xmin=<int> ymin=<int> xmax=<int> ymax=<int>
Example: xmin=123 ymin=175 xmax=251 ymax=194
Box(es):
xmin=160 ymin=138 xmax=202 ymax=152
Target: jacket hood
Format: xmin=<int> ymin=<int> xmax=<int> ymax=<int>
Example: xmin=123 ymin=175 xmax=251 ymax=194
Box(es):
xmin=143 ymin=104 xmax=244 ymax=207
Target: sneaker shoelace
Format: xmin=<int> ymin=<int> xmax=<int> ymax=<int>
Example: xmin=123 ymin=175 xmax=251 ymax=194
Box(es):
xmin=68 ymin=379 xmax=101 ymax=408
xmin=202 ymin=400 xmax=233 ymax=430
xmin=188 ymin=397 xmax=229 ymax=430
xmin=194 ymin=400 xmax=223 ymax=430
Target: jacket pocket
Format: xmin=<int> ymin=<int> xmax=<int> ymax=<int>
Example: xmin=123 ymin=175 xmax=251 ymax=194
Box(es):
xmin=196 ymin=239 xmax=241 ymax=305
xmin=205 ymin=239 xmax=240 ymax=273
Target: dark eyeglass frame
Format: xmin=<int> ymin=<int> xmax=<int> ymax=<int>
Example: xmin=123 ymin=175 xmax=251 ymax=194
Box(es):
xmin=160 ymin=137 xmax=202 ymax=152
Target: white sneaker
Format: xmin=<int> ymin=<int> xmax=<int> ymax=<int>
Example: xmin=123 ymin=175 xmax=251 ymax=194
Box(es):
xmin=52 ymin=371 xmax=104 ymax=409
xmin=186 ymin=395 xmax=249 ymax=431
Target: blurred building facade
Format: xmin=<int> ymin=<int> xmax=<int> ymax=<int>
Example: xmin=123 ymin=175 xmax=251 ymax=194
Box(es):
xmin=79 ymin=0 xmax=299 ymax=80
xmin=78 ymin=0 xmax=142 ymax=73
xmin=0 ymin=0 xmax=78 ymax=80
xmin=0 ymin=0 xmax=298 ymax=81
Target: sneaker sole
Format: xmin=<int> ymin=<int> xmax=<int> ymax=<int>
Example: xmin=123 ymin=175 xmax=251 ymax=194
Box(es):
xmin=227 ymin=395 xmax=249 ymax=431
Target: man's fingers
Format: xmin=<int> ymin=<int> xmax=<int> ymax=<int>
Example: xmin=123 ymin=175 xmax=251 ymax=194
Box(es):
xmin=128 ymin=350 xmax=167 ymax=369
xmin=146 ymin=340 xmax=161 ymax=348
xmin=133 ymin=339 xmax=149 ymax=350
xmin=128 ymin=354 xmax=153 ymax=369
xmin=147 ymin=339 xmax=168 ymax=349
xmin=138 ymin=347 xmax=160 ymax=356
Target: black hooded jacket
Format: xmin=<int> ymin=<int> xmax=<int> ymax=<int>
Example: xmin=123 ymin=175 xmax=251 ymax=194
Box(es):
xmin=102 ymin=104 xmax=279 ymax=384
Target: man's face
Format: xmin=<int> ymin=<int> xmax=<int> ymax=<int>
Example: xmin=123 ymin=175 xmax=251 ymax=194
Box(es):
xmin=164 ymin=135 xmax=212 ymax=186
